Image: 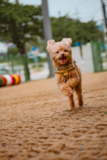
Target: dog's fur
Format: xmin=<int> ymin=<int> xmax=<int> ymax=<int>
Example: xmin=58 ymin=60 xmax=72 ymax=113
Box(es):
xmin=46 ymin=38 xmax=83 ymax=110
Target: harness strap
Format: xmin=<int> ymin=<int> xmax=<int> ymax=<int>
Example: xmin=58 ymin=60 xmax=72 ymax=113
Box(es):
xmin=54 ymin=61 xmax=76 ymax=72
xmin=54 ymin=61 xmax=77 ymax=82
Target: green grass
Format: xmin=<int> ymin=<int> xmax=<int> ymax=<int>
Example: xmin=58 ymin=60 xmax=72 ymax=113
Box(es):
xmin=52 ymin=118 xmax=55 ymax=122
xmin=68 ymin=115 xmax=71 ymax=118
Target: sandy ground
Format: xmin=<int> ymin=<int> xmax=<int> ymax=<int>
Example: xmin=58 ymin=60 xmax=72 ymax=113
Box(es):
xmin=0 ymin=72 xmax=107 ymax=160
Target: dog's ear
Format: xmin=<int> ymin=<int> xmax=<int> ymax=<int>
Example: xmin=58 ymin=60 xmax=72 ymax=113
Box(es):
xmin=46 ymin=40 xmax=55 ymax=52
xmin=62 ymin=38 xmax=72 ymax=46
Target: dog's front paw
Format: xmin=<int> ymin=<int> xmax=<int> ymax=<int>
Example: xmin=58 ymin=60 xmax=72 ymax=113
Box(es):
xmin=65 ymin=88 xmax=73 ymax=96
xmin=61 ymin=85 xmax=73 ymax=96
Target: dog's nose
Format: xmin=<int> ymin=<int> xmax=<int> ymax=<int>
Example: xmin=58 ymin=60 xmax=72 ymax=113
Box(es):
xmin=61 ymin=54 xmax=64 ymax=56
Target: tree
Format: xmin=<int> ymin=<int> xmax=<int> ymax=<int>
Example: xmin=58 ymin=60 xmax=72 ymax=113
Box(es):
xmin=51 ymin=15 xmax=103 ymax=45
xmin=0 ymin=0 xmax=43 ymax=80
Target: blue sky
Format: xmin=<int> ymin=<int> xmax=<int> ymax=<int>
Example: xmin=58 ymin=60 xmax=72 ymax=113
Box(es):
xmin=9 ymin=0 xmax=103 ymax=25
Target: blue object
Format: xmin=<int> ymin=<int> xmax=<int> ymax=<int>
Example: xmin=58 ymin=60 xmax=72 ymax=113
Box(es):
xmin=29 ymin=53 xmax=35 ymax=58
xmin=102 ymin=45 xmax=106 ymax=50
xmin=32 ymin=46 xmax=38 ymax=51
xmin=98 ymin=23 xmax=104 ymax=31
xmin=33 ymin=56 xmax=38 ymax=62
xmin=9 ymin=44 xmax=16 ymax=48
xmin=74 ymin=42 xmax=82 ymax=46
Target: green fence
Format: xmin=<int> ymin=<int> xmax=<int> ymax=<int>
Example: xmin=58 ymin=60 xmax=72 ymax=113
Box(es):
xmin=0 ymin=53 xmax=29 ymax=82
xmin=91 ymin=41 xmax=107 ymax=73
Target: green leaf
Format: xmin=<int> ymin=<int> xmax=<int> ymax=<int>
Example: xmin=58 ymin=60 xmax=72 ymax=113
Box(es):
xmin=52 ymin=118 xmax=54 ymax=121
xmin=84 ymin=119 xmax=87 ymax=122
xmin=68 ymin=115 xmax=71 ymax=118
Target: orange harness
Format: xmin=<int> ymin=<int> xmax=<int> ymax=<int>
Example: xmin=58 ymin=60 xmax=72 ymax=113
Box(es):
xmin=54 ymin=61 xmax=77 ymax=82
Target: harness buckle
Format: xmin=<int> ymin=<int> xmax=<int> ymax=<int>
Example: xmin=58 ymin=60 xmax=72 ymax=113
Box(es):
xmin=63 ymin=70 xmax=68 ymax=76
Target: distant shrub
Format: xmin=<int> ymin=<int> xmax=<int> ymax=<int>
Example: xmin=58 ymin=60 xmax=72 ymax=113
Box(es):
xmin=8 ymin=47 xmax=19 ymax=55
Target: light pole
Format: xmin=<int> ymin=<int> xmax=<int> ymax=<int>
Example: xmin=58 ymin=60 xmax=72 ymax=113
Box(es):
xmin=101 ymin=0 xmax=107 ymax=40
xmin=16 ymin=0 xmax=19 ymax=3
xmin=41 ymin=0 xmax=54 ymax=77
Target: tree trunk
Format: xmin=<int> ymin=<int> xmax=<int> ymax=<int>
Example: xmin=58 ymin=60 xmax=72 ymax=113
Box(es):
xmin=17 ymin=43 xmax=30 ymax=81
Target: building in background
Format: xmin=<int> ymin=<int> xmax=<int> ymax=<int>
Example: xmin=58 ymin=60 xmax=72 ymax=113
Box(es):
xmin=0 ymin=42 xmax=8 ymax=55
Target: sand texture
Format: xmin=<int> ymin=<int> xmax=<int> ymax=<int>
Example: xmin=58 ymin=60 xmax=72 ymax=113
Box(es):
xmin=0 ymin=72 xmax=107 ymax=160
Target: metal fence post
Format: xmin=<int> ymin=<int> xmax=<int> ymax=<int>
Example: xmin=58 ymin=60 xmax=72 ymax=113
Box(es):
xmin=10 ymin=54 xmax=15 ymax=74
xmin=96 ymin=41 xmax=103 ymax=72
xmin=22 ymin=54 xmax=29 ymax=82
xmin=91 ymin=41 xmax=97 ymax=72
xmin=91 ymin=41 xmax=104 ymax=73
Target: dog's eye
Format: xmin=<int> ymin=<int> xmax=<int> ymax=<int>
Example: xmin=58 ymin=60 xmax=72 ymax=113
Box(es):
xmin=64 ymin=50 xmax=67 ymax=52
xmin=56 ymin=51 xmax=59 ymax=53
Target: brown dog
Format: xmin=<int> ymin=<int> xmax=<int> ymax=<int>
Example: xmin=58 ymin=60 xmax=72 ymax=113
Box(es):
xmin=46 ymin=38 xmax=83 ymax=110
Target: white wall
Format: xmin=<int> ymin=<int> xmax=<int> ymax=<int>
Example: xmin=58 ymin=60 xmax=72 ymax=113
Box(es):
xmin=71 ymin=43 xmax=94 ymax=73
xmin=72 ymin=47 xmax=81 ymax=62
xmin=82 ymin=43 xmax=94 ymax=73
xmin=0 ymin=42 xmax=8 ymax=54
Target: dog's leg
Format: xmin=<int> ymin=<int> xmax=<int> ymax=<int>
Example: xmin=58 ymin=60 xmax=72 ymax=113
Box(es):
xmin=56 ymin=75 xmax=73 ymax=97
xmin=75 ymin=81 xmax=83 ymax=107
xmin=67 ymin=77 xmax=79 ymax=89
xmin=68 ymin=94 xmax=75 ymax=110
xmin=59 ymin=83 xmax=73 ymax=96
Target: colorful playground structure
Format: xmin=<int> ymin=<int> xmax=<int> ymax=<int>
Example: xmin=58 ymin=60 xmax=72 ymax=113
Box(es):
xmin=0 ymin=74 xmax=21 ymax=87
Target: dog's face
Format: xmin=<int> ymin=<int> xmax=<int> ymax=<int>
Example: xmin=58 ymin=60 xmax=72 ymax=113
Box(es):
xmin=46 ymin=38 xmax=72 ymax=67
